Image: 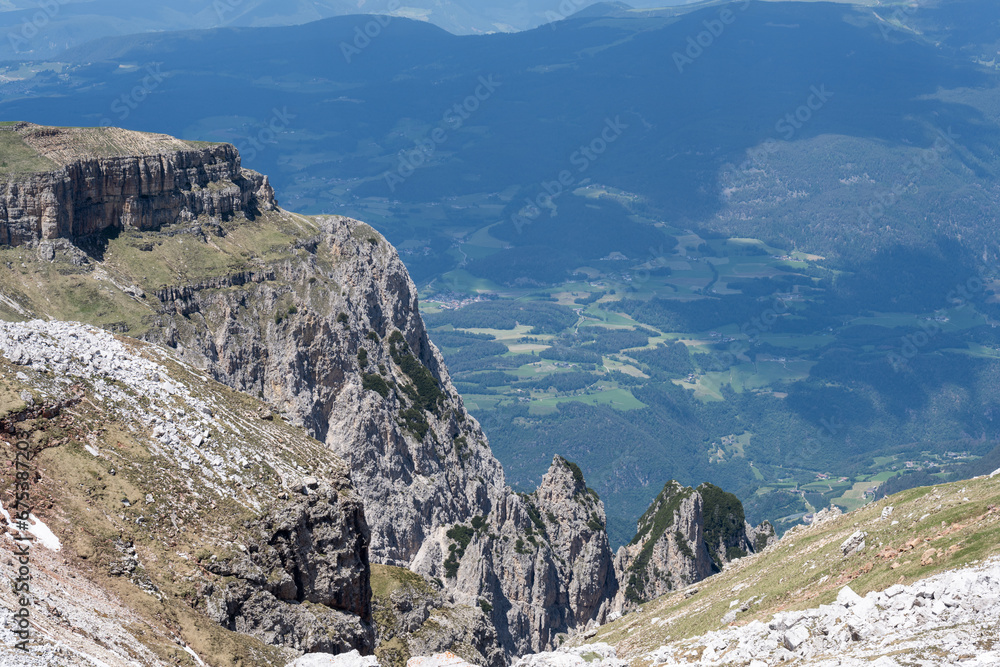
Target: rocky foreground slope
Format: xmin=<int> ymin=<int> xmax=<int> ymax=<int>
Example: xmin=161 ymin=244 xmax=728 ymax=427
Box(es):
xmin=515 ymin=553 xmax=1000 ymax=667
xmin=641 ymin=559 xmax=1000 ymax=666
xmin=0 ymin=125 xmax=783 ymax=665
xmin=545 ymin=469 xmax=1000 ymax=667
xmin=0 ymin=319 xmax=372 ymax=666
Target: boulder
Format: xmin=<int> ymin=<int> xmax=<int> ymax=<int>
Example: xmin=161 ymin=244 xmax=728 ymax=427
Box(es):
xmin=286 ymin=651 xmax=380 ymax=667
xmin=782 ymin=625 xmax=810 ymax=650
xmin=840 ymin=530 xmax=867 ymax=557
xmin=837 ymin=585 xmax=863 ymax=607
xmin=407 ymin=653 xmax=480 ymax=667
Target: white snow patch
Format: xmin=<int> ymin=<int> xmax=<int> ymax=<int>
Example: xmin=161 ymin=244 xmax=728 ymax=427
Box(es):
xmin=84 ymin=443 xmax=100 ymax=457
xmin=0 ymin=500 xmax=61 ymax=551
xmin=27 ymin=514 xmax=61 ymax=551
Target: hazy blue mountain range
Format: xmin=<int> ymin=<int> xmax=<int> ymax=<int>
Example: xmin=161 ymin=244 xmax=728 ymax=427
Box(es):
xmin=0 ymin=0 xmax=702 ymax=59
xmin=2 ymin=0 xmax=1000 ymax=545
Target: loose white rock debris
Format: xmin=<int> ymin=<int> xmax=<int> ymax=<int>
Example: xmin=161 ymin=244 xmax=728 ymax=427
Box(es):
xmin=0 ymin=319 xmax=234 ymax=471
xmin=408 ymin=653 xmax=481 ymax=667
xmin=635 ymin=557 xmax=1000 ymax=666
xmin=513 ymin=643 xmax=626 ymax=667
xmin=286 ymin=651 xmax=380 ymax=667
xmin=0 ymin=319 xmax=319 ymax=509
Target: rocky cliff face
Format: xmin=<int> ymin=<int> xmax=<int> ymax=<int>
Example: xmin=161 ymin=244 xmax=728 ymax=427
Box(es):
xmin=614 ymin=481 xmax=775 ymax=609
xmin=147 ymin=224 xmax=619 ymax=653
xmin=207 ymin=480 xmax=375 ymax=654
xmin=0 ymin=129 xmax=774 ymax=662
xmin=430 ymin=456 xmax=618 ymax=655
xmin=527 ymin=456 xmax=619 ymax=630
xmin=0 ymin=127 xmax=617 ymax=659
xmin=104 ymin=202 xmax=619 ymax=655
xmin=0 ymin=123 xmax=274 ymax=246
xmin=143 ymin=213 xmax=503 ymax=569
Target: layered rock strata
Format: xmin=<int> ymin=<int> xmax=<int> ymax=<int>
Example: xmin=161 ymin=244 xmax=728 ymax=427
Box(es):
xmin=0 ymin=123 xmax=274 ymax=245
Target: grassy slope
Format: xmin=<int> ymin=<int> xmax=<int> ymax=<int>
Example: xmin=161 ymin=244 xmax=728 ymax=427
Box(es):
xmin=0 ymin=130 xmax=58 ymax=173
xmin=0 ymin=331 xmax=354 ymax=666
xmin=0 ymin=209 xmax=323 ymax=332
xmin=585 ymin=472 xmax=1000 ymax=663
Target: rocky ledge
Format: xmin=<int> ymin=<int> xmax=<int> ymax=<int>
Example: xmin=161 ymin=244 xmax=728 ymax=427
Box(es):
xmin=0 ymin=123 xmax=274 ymax=245
xmin=0 ymin=319 xmax=372 ymax=665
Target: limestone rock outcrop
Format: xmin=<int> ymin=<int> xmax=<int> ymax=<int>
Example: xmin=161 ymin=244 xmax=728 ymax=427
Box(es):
xmin=0 ymin=123 xmax=274 ymax=245
xmin=429 ymin=456 xmax=619 ymax=655
xmin=614 ymin=481 xmax=774 ymax=609
xmin=206 ymin=480 xmax=375 ymax=654
xmin=371 ymin=567 xmax=504 ymax=667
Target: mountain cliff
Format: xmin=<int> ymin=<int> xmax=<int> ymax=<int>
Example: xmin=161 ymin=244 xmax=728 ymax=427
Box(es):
xmin=0 ymin=125 xmax=620 ymax=660
xmin=614 ymin=481 xmax=775 ymax=609
xmin=0 ymin=125 xmax=785 ymax=665
xmin=0 ymin=122 xmax=275 ymax=246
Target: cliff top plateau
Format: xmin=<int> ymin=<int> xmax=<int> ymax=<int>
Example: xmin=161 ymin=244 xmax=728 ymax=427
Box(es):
xmin=0 ymin=122 xmax=218 ymax=173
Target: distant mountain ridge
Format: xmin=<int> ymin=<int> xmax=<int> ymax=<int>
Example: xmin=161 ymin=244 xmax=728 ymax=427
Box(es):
xmin=0 ymin=0 xmax=706 ymax=59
